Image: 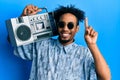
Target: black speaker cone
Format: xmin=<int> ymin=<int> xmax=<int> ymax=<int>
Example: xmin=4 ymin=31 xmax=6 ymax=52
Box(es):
xmin=16 ymin=25 xmax=31 ymax=41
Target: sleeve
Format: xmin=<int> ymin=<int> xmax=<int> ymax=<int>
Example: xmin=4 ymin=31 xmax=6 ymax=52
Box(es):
xmin=89 ymin=58 xmax=97 ymax=80
xmin=14 ymin=43 xmax=37 ymax=60
xmin=85 ymin=48 xmax=97 ymax=80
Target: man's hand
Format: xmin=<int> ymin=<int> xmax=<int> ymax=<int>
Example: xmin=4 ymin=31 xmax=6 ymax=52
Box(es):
xmin=84 ymin=18 xmax=98 ymax=45
xmin=21 ymin=4 xmax=42 ymax=16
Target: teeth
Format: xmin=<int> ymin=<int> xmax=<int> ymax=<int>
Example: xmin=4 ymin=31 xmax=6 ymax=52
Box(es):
xmin=62 ymin=33 xmax=69 ymax=37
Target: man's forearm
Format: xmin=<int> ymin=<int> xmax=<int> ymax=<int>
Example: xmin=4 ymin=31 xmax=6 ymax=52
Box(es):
xmin=88 ymin=44 xmax=111 ymax=80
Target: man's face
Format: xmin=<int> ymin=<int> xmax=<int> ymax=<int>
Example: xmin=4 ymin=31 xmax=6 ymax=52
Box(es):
xmin=57 ymin=13 xmax=79 ymax=45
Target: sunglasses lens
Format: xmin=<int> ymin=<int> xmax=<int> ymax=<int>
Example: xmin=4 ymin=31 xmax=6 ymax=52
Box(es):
xmin=58 ymin=22 xmax=74 ymax=29
xmin=68 ymin=22 xmax=74 ymax=29
xmin=57 ymin=22 xmax=64 ymax=28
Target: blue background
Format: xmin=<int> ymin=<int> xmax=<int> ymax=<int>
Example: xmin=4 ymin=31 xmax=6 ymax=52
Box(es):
xmin=0 ymin=0 xmax=119 ymax=80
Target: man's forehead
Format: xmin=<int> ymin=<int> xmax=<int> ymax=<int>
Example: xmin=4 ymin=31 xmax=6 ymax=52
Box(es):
xmin=59 ymin=13 xmax=78 ymax=23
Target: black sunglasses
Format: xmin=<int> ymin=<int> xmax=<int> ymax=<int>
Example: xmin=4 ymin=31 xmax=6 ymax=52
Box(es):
xmin=57 ymin=21 xmax=75 ymax=29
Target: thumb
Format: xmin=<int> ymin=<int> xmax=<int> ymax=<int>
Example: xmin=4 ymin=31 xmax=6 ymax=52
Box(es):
xmin=30 ymin=8 xmax=42 ymax=15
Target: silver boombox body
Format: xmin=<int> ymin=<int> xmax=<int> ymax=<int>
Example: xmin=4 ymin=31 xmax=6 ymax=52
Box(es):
xmin=6 ymin=12 xmax=57 ymax=47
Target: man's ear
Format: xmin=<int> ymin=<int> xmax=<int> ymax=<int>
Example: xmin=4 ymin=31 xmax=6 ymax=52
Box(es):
xmin=76 ymin=25 xmax=79 ymax=32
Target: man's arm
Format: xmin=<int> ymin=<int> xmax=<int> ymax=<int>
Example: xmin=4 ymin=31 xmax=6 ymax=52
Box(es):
xmin=84 ymin=18 xmax=111 ymax=80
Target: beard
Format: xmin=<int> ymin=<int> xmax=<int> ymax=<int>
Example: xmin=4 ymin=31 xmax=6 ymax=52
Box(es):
xmin=58 ymin=37 xmax=74 ymax=44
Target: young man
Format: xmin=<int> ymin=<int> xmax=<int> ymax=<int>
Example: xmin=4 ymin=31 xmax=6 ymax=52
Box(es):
xmin=14 ymin=5 xmax=111 ymax=80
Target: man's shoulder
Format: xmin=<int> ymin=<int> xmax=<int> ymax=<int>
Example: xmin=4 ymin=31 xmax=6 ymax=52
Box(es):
xmin=41 ymin=38 xmax=57 ymax=43
xmin=73 ymin=43 xmax=88 ymax=51
xmin=74 ymin=43 xmax=93 ymax=58
xmin=35 ymin=38 xmax=57 ymax=46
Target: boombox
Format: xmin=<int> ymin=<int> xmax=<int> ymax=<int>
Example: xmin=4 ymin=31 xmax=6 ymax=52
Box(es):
xmin=6 ymin=11 xmax=58 ymax=47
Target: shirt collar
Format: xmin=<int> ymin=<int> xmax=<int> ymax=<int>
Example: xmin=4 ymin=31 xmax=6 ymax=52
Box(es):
xmin=56 ymin=39 xmax=76 ymax=54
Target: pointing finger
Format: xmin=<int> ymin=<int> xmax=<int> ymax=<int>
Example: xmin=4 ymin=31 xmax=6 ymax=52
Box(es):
xmin=84 ymin=17 xmax=88 ymax=28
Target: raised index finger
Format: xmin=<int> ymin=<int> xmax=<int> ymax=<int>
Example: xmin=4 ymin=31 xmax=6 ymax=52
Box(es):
xmin=84 ymin=17 xmax=88 ymax=28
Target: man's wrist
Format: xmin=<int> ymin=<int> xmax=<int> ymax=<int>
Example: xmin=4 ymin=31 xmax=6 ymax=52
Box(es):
xmin=87 ymin=43 xmax=97 ymax=48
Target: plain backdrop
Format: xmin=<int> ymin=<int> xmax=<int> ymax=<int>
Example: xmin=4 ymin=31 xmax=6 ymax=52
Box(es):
xmin=0 ymin=0 xmax=120 ymax=80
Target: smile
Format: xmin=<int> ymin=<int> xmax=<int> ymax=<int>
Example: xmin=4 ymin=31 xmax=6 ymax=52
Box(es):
xmin=61 ymin=33 xmax=70 ymax=38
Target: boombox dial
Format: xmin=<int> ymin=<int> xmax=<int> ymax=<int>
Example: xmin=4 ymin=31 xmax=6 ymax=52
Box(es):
xmin=16 ymin=25 xmax=31 ymax=41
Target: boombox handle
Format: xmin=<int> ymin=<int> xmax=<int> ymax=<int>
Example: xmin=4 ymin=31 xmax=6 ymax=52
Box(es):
xmin=39 ymin=7 xmax=48 ymax=13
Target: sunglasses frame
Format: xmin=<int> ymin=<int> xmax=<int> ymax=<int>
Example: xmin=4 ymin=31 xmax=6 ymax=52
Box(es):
xmin=57 ymin=21 xmax=75 ymax=29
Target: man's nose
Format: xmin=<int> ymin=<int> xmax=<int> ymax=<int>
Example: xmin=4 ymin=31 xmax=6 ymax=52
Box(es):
xmin=63 ymin=25 xmax=69 ymax=30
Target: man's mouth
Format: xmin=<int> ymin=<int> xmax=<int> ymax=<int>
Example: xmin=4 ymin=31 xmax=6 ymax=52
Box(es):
xmin=61 ymin=33 xmax=70 ymax=38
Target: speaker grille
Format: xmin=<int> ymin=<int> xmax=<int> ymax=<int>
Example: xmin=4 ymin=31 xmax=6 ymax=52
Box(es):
xmin=16 ymin=25 xmax=31 ymax=41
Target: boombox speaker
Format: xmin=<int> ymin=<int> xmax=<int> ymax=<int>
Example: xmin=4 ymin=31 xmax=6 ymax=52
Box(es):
xmin=6 ymin=10 xmax=57 ymax=47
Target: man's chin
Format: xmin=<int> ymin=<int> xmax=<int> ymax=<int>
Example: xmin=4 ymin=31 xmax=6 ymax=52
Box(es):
xmin=59 ymin=37 xmax=70 ymax=43
xmin=60 ymin=40 xmax=70 ymax=43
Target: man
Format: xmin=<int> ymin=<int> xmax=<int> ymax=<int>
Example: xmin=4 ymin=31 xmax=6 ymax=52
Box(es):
xmin=14 ymin=5 xmax=111 ymax=80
